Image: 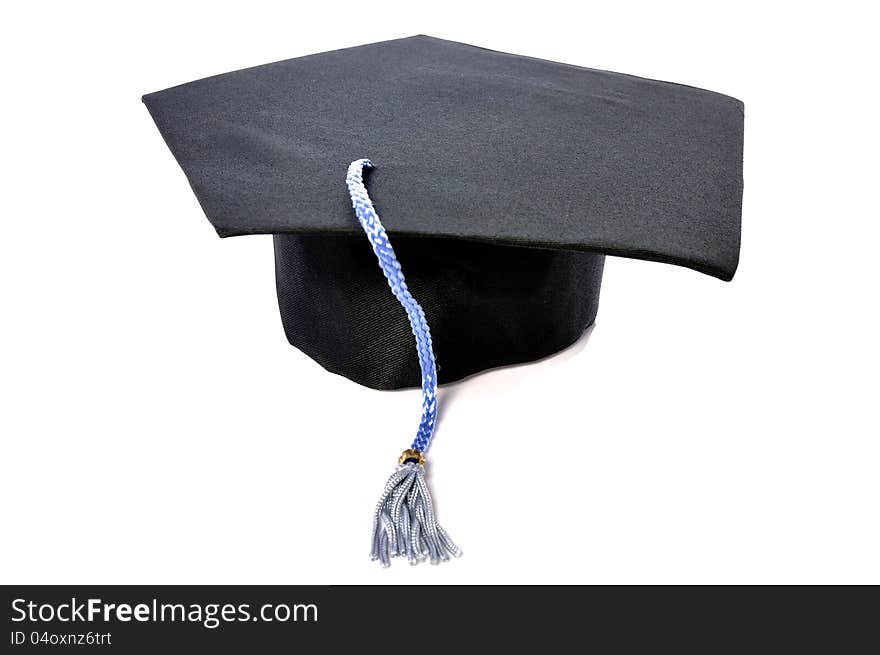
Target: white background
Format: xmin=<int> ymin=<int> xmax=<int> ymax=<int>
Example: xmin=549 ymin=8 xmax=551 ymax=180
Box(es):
xmin=2 ymin=1 xmax=877 ymax=584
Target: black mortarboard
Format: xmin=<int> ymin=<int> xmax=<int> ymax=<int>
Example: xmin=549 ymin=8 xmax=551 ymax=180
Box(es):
xmin=144 ymin=35 xmax=744 ymax=566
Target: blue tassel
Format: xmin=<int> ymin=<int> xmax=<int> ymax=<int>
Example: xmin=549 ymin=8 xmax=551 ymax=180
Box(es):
xmin=346 ymin=160 xmax=460 ymax=567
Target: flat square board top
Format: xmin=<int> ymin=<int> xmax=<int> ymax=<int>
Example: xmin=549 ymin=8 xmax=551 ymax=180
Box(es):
xmin=144 ymin=35 xmax=743 ymax=280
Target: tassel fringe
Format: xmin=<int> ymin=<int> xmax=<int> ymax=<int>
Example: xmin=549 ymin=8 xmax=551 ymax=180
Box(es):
xmin=371 ymin=461 xmax=461 ymax=567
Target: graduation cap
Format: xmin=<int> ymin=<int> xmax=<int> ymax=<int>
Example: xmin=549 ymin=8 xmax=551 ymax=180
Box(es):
xmin=144 ymin=35 xmax=744 ymax=566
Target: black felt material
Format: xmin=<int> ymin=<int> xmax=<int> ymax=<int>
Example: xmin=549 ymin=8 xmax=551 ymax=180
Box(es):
xmin=143 ymin=35 xmax=744 ymax=389
xmin=274 ymin=234 xmax=604 ymax=389
xmin=143 ymin=35 xmax=744 ymax=280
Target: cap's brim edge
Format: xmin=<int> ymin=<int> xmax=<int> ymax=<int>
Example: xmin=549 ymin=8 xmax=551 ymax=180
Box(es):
xmin=214 ymin=223 xmax=738 ymax=282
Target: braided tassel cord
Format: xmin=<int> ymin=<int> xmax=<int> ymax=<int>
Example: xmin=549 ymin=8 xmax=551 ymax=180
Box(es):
xmin=346 ymin=159 xmax=460 ymax=566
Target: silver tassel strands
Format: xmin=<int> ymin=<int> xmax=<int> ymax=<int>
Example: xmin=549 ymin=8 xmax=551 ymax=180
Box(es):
xmin=371 ymin=451 xmax=461 ymax=567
